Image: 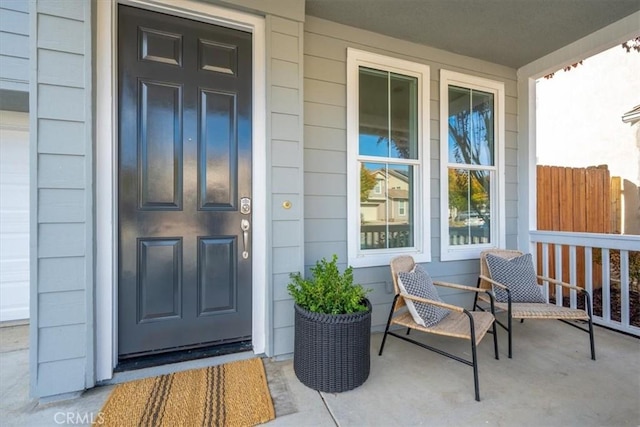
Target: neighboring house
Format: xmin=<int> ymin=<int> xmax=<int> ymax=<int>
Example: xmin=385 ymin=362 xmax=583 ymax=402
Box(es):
xmin=622 ymin=105 xmax=640 ymax=125
xmin=4 ymin=0 xmax=639 ymax=400
xmin=360 ymin=168 xmax=411 ymax=249
xmin=361 ymin=168 xmax=409 ymax=224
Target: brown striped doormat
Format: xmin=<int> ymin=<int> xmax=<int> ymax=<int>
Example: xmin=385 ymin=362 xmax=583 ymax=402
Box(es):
xmin=98 ymin=358 xmax=276 ymax=427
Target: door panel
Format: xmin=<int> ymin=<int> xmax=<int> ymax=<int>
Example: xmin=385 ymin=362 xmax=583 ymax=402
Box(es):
xmin=200 ymin=90 xmax=236 ymax=209
xmin=138 ymin=238 xmax=182 ymax=322
xmin=139 ymin=80 xmax=182 ymax=209
xmin=118 ymin=5 xmax=252 ymax=358
xmin=198 ymin=237 xmax=236 ymax=315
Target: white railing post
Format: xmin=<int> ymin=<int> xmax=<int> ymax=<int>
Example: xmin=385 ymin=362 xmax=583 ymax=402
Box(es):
xmin=529 ymin=230 xmax=640 ymax=337
xmin=585 ymin=247 xmax=593 ymax=313
xmin=602 ymin=248 xmax=611 ymax=322
xmin=542 ymin=243 xmax=550 ymax=301
xmin=620 ymin=250 xmax=630 ymax=329
xmin=554 ymin=244 xmax=563 ymax=307
xmin=569 ymin=245 xmax=577 ymax=309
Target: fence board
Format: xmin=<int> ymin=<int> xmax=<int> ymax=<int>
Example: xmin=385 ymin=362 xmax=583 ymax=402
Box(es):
xmin=537 ymin=165 xmax=612 ymax=294
xmin=610 ymin=176 xmax=621 ymax=233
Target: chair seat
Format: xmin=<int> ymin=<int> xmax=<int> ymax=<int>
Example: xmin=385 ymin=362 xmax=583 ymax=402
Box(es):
xmin=478 ymin=294 xmax=590 ymax=319
xmin=391 ymin=310 xmax=495 ymax=343
xmin=476 ymin=249 xmax=595 ymax=360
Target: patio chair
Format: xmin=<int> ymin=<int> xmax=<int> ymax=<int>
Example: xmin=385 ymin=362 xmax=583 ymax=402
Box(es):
xmin=474 ymin=249 xmax=595 ymax=360
xmin=379 ymin=255 xmax=499 ymax=401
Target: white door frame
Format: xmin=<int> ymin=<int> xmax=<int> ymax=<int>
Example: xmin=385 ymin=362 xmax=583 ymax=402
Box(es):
xmin=96 ymin=0 xmax=267 ymax=381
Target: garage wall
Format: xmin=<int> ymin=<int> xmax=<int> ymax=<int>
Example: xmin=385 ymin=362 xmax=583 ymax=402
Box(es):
xmin=0 ymin=111 xmax=29 ymax=322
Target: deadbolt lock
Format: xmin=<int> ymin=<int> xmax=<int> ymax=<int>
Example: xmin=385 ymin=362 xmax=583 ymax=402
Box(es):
xmin=240 ymin=197 xmax=251 ymax=214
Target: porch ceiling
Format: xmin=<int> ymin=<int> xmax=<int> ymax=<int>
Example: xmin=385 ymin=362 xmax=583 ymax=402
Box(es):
xmin=305 ymin=0 xmax=640 ymax=69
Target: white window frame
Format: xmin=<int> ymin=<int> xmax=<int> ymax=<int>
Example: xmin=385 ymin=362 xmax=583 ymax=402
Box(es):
xmin=439 ymin=70 xmax=506 ymax=261
xmin=347 ymin=48 xmax=430 ymax=268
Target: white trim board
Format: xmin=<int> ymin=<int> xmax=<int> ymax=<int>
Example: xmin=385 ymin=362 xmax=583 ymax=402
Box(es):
xmin=96 ymin=0 xmax=267 ymax=382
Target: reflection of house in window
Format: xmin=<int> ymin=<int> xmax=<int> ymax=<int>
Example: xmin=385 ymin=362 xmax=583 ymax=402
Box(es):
xmin=361 ymin=168 xmax=409 ymax=224
xmin=398 ymin=200 xmax=407 ymax=217
xmin=373 ymin=178 xmax=383 ymax=194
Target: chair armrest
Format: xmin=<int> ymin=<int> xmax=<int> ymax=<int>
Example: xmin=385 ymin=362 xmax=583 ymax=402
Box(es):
xmin=400 ymin=293 xmax=464 ymax=313
xmin=434 ymin=280 xmax=492 ymax=294
xmin=536 ymin=275 xmax=588 ymax=293
xmin=478 ymin=274 xmax=508 ymax=290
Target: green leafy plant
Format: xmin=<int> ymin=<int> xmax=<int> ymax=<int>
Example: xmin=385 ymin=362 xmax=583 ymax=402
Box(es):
xmin=288 ymin=254 xmax=371 ymax=314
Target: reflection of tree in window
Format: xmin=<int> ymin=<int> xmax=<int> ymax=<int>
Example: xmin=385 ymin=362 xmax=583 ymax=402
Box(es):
xmin=360 ymin=165 xmax=376 ymax=202
xmin=449 ymin=169 xmax=489 ymax=218
xmin=448 ymin=86 xmax=493 ymax=224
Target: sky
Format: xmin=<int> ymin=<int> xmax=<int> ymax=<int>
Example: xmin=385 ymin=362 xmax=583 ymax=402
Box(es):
xmin=536 ymin=43 xmax=640 ymax=185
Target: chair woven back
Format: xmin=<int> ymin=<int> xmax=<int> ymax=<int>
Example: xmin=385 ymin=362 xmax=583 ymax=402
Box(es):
xmin=479 ymin=249 xmax=524 ymax=290
xmin=389 ymin=255 xmax=416 ymax=310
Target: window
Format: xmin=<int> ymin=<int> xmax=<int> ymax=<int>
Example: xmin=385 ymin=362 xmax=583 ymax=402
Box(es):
xmin=439 ymin=70 xmax=505 ymax=261
xmin=398 ymin=200 xmax=407 ymax=217
xmin=373 ymin=178 xmax=383 ymax=195
xmin=347 ymin=48 xmax=430 ymax=267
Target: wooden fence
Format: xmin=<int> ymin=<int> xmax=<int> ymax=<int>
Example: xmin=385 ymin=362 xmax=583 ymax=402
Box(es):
xmin=536 ymin=165 xmax=612 ymax=293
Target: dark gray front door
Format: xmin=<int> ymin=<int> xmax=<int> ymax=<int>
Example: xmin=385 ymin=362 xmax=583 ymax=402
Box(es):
xmin=118 ymin=5 xmax=253 ymax=357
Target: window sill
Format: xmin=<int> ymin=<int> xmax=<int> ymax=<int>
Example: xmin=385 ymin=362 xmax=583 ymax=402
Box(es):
xmin=349 ymin=250 xmax=431 ymax=268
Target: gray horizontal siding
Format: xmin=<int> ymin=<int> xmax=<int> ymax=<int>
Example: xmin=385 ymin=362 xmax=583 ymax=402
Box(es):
xmin=38 ymin=324 xmax=86 ymax=362
xmin=31 ymin=0 xmax=93 ymax=399
xmin=268 ymin=15 xmax=305 ymax=357
xmin=302 ymin=15 xmax=519 ymax=331
xmin=0 ymin=31 xmax=29 ymax=57
xmin=37 ymin=358 xmax=86 ymax=396
xmin=0 ymin=0 xmax=29 ymax=92
xmin=37 ymin=119 xmax=85 ymax=155
xmin=38 ymin=189 xmax=85 ymax=223
xmin=38 ymin=257 xmax=85 ymax=293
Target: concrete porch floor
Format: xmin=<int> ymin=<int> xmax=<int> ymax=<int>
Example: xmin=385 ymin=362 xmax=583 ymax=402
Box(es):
xmin=1 ymin=319 xmax=639 ymax=426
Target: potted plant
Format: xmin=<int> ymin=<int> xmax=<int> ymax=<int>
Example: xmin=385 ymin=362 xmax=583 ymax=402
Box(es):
xmin=288 ymin=254 xmax=372 ymax=393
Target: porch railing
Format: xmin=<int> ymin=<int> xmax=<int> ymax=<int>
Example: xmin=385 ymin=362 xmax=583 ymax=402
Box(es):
xmin=361 ymin=224 xmax=411 ymax=249
xmin=529 ymin=230 xmax=640 ymax=336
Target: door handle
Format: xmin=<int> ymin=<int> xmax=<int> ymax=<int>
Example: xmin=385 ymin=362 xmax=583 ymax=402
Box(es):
xmin=241 ymin=219 xmax=250 ymax=259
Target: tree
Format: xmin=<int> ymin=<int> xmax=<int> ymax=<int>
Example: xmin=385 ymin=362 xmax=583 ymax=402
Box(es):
xmin=360 ymin=165 xmax=377 ymax=202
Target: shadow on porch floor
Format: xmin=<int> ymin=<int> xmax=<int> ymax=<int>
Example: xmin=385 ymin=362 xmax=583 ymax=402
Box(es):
xmin=1 ymin=319 xmax=638 ymax=426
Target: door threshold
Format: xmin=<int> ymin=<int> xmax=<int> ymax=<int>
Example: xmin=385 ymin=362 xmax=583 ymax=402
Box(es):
xmin=114 ymin=340 xmax=252 ymax=373
xmin=102 ymin=344 xmax=256 ymax=386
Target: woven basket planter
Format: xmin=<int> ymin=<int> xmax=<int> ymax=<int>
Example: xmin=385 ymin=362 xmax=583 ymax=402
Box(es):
xmin=293 ymin=299 xmax=372 ymax=393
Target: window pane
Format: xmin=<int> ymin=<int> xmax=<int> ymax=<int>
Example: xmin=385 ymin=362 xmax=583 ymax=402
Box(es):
xmin=448 ymin=86 xmax=494 ymax=166
xmin=390 ymin=73 xmax=418 ymax=159
xmin=359 ymin=68 xmax=389 ymax=157
xmin=447 ymin=168 xmax=491 ymax=245
xmin=472 ymin=90 xmax=494 ymax=166
xmin=360 ymin=162 xmax=414 ymax=250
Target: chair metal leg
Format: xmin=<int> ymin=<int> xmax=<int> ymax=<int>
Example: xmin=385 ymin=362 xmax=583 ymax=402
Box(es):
xmin=507 ymin=301 xmax=513 ymax=359
xmin=585 ymin=291 xmax=596 ymax=360
xmin=588 ymin=315 xmax=596 ymax=360
xmin=468 ymin=315 xmax=480 ymax=401
xmin=492 ymin=321 xmax=499 ymax=360
xmin=473 ymin=277 xmax=481 ymax=310
xmin=487 ymin=292 xmax=499 ymax=360
xmin=379 ymin=294 xmax=399 ymax=356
